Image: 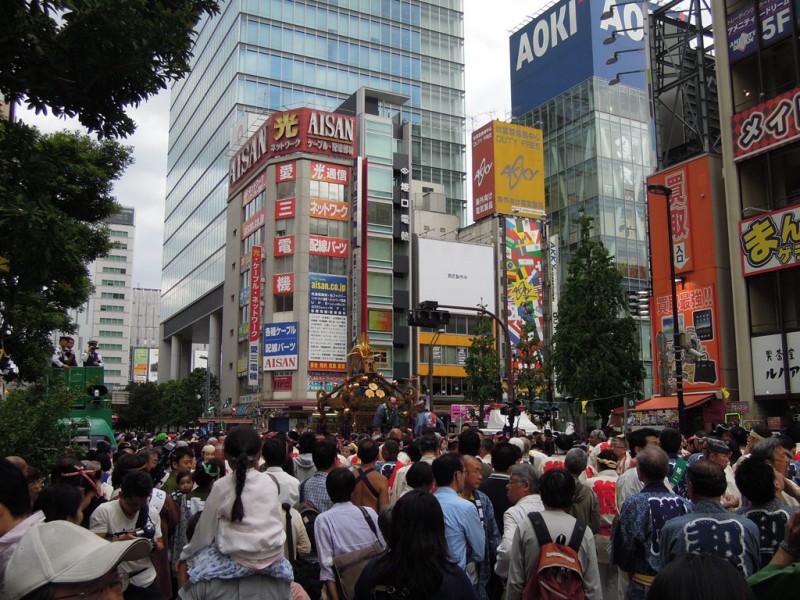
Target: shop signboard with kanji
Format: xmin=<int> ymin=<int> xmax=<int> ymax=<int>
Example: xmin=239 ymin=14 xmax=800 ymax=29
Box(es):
xmin=739 ymin=205 xmax=800 ymax=276
xmin=263 ymin=322 xmax=299 ymax=371
xmin=308 ymin=274 xmax=347 ymax=371
xmin=732 ymin=86 xmax=800 ymax=162
xmin=751 ymin=331 xmax=800 ymax=395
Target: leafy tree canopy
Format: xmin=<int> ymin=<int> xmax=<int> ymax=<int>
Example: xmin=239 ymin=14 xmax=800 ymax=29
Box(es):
xmin=464 ymin=310 xmax=501 ymax=427
xmin=3 ymin=0 xmax=221 ymax=138
xmin=549 ymin=211 xmax=644 ymax=420
xmin=0 ymin=121 xmax=132 ymax=380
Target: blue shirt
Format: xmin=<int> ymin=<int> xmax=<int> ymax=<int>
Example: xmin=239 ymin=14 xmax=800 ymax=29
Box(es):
xmin=300 ymin=471 xmax=332 ymax=513
xmin=434 ymin=487 xmax=485 ymax=572
xmin=414 ymin=410 xmax=445 ymax=436
xmin=738 ymin=498 xmax=800 ymax=568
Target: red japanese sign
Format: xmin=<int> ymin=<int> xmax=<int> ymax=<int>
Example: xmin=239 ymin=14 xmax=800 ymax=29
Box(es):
xmin=310 ymin=198 xmax=349 ymax=221
xmin=275 ymin=198 xmax=295 ymax=219
xmin=274 ymin=236 xmax=295 ymax=256
xmin=249 ymin=246 xmax=262 ymax=342
xmin=240 ymin=251 xmax=250 ymax=272
xmin=308 ymin=361 xmax=347 ymax=372
xmin=472 ymin=122 xmax=496 ymax=221
xmin=242 ymin=208 xmax=265 ymax=240
xmin=242 ymin=171 xmax=267 ymax=207
xmin=273 ymin=273 xmax=294 ymax=295
xmin=309 ymin=235 xmax=349 ymax=257
xmin=663 ymin=168 xmax=693 ymax=274
xmin=276 ymin=161 xmax=296 ymax=182
xmin=732 ymin=86 xmax=800 ymax=162
xmin=310 ymin=161 xmax=351 ymax=184
xmin=273 ymin=374 xmax=293 ymax=391
xmin=739 ymin=205 xmax=800 ymax=276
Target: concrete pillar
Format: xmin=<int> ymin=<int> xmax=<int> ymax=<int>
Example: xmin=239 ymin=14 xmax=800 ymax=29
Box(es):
xmin=208 ymin=312 xmax=221 ymax=379
xmin=169 ymin=335 xmax=181 ymax=380
xmin=180 ymin=339 xmax=192 ymax=378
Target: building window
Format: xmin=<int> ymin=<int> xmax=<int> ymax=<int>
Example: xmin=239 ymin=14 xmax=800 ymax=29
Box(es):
xmin=102 ymin=267 xmax=127 ymax=274
xmin=367 ymin=236 xmax=392 ymax=266
xmin=101 ymin=279 xmax=126 ymax=287
xmin=109 ymin=229 xmax=128 ymax=238
xmin=274 ymin=255 xmax=293 ymax=273
xmin=99 ymin=330 xmax=124 ymax=338
xmin=100 ymin=305 xmax=124 ymax=312
xmin=112 ymin=243 xmax=128 ymax=250
xmin=309 ymin=255 xmax=347 ymax=275
xmin=100 ymin=292 xmax=125 ymax=299
xmin=105 ymin=370 xmax=122 ymax=377
xmin=104 ymin=356 xmax=122 ymax=364
xmin=309 ymin=218 xmax=348 ymax=238
xmin=274 ymin=294 xmax=294 ymax=312
xmin=99 ymin=344 xmax=123 ymax=351
xmin=367 ymin=272 xmax=392 ymax=300
xmin=367 ymin=201 xmax=393 ymax=227
xmin=105 ymin=255 xmax=127 ymax=262
xmin=309 ymin=180 xmax=345 ymax=201
xmin=99 ymin=318 xmax=124 ymax=325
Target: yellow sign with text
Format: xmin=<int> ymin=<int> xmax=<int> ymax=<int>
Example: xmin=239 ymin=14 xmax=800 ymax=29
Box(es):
xmin=491 ymin=122 xmax=545 ymax=217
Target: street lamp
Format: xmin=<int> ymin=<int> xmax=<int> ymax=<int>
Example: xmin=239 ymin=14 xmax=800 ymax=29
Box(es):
xmin=647 ymin=184 xmax=686 ymax=435
xmin=608 ymin=70 xmax=645 ymax=85
xmin=606 ymin=48 xmax=644 ymax=65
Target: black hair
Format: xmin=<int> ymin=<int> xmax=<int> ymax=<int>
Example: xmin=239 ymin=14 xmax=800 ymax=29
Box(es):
xmin=554 ymin=434 xmax=573 ymax=453
xmin=406 ymin=461 xmax=434 ymax=490
xmin=357 ymin=438 xmax=380 ymax=463
xmin=111 ymin=452 xmax=148 ymax=489
xmin=120 ymin=471 xmax=154 ymax=499
xmin=491 ymin=442 xmax=520 ymax=473
xmin=371 ymin=491 xmax=451 ymax=596
xmin=417 ymin=435 xmax=439 ymax=454
xmin=312 ymin=438 xmax=338 ymax=471
xmin=381 ymin=439 xmax=400 ymax=462
xmin=658 ymin=428 xmax=682 ymax=455
xmin=647 ymin=553 xmax=755 ymax=600
xmin=176 ymin=470 xmax=193 ymax=485
xmin=298 ymin=431 xmax=318 ymax=454
xmin=538 ymin=468 xmax=575 ymax=510
xmin=194 ymin=458 xmax=223 ymax=490
xmin=326 ymin=467 xmax=356 ymax=503
xmin=730 ymin=426 xmax=749 ymax=447
xmin=431 ymin=453 xmax=464 ymax=488
xmin=626 ymin=427 xmax=658 ymax=457
xmin=170 ymin=446 xmax=194 ymax=468
xmin=776 ymin=434 xmax=795 ymax=453
xmin=688 ymin=460 xmax=727 ymax=498
xmin=406 ymin=439 xmax=422 ymax=463
xmin=481 ymin=438 xmax=494 ymax=453
xmin=50 ymin=459 xmax=97 ymax=498
xmin=34 ymin=484 xmax=82 ymax=522
xmin=262 ymin=436 xmax=287 ymax=467
xmin=26 ymin=466 xmax=42 ymax=484
xmin=734 ymin=458 xmax=776 ymax=505
xmin=457 ymin=429 xmax=481 ymax=456
xmin=224 ymin=426 xmax=261 ymax=522
xmin=0 ymin=458 xmax=31 ymax=518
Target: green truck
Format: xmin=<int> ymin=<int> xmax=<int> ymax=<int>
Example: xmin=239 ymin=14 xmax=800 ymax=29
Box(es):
xmin=49 ymin=366 xmax=116 ymax=451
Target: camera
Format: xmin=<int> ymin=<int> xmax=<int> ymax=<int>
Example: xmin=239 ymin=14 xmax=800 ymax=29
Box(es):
xmin=132 ymin=524 xmax=157 ymax=540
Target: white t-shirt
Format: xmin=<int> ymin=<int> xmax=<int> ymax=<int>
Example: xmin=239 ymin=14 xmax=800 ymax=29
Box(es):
xmin=89 ymin=500 xmax=161 ymax=587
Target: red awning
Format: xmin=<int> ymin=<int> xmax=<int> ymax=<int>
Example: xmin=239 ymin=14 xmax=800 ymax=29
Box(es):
xmin=612 ymin=393 xmax=717 ymax=415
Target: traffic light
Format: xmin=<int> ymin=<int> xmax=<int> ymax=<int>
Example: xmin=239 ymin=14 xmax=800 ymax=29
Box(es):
xmin=408 ymin=303 xmax=451 ymax=328
xmin=626 ymin=290 xmax=650 ymax=318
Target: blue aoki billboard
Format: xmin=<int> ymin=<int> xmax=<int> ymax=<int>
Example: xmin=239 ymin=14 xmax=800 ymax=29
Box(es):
xmin=510 ymin=0 xmax=649 ymax=117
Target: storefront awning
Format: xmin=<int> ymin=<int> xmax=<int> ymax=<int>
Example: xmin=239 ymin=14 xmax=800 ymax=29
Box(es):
xmin=613 ymin=393 xmax=717 ymax=415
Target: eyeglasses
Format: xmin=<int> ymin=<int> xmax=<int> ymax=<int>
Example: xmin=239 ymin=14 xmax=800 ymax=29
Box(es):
xmin=53 ymin=571 xmax=128 ymax=599
xmin=507 ymin=478 xmax=526 ymax=486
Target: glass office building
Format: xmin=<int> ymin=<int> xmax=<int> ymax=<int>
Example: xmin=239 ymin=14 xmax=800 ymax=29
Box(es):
xmin=161 ymin=0 xmax=466 ymax=381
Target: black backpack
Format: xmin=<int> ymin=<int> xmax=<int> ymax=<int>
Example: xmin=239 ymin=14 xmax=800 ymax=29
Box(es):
xmin=296 ymin=477 xmax=321 ymax=552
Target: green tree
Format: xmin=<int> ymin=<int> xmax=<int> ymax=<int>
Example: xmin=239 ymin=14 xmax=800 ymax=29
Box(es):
xmin=463 ymin=310 xmax=501 ymax=427
xmin=514 ymin=310 xmax=547 ymax=414
xmin=161 ymin=368 xmax=218 ymax=428
xmin=0 ymin=122 xmax=132 ymax=381
xmin=549 ymin=212 xmax=644 ymax=423
xmin=0 ymin=382 xmax=80 ymax=473
xmin=116 ymin=382 xmax=164 ymax=431
xmin=3 ymin=0 xmax=221 ymax=138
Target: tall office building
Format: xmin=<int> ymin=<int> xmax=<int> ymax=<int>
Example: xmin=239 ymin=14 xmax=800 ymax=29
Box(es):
xmin=160 ymin=1 xmax=466 ymax=385
xmin=130 ymin=288 xmax=161 ymax=383
xmin=70 ymin=207 xmax=135 ymax=389
xmin=508 ymin=0 xmax=655 ymax=399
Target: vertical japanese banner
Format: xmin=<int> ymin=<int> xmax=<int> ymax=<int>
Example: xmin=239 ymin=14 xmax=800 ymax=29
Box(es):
xmin=505 ymin=218 xmax=544 ymax=346
xmin=664 ymin=169 xmax=693 ymax=274
xmin=248 ymin=245 xmax=262 ymax=388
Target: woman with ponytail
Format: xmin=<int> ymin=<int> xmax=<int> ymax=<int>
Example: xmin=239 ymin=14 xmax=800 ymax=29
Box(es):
xmin=177 ymin=426 xmax=291 ymax=596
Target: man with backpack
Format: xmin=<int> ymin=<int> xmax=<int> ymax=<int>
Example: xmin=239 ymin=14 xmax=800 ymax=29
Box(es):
xmin=505 ymin=468 xmax=602 ymax=600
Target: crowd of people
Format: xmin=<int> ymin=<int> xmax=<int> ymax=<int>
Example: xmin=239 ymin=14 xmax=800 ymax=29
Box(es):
xmin=1 ymin=420 xmax=800 ymax=600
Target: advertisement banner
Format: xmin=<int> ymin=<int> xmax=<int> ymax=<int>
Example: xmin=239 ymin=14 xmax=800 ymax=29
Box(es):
xmin=248 ymin=342 xmax=259 ymax=388
xmin=472 ymin=121 xmax=545 ymax=220
xmin=663 ymin=168 xmax=694 ymax=273
xmin=147 ymin=349 xmax=158 ymax=383
xmin=739 ymin=205 xmax=800 ymax=276
xmin=240 ymin=251 xmax=250 ymax=272
xmin=263 ymin=322 xmax=299 ymax=371
xmin=273 ymin=373 xmax=293 ymax=391
xmin=242 ymin=208 xmax=266 ymax=240
xmin=273 ymin=273 xmax=294 ymax=295
xmin=731 ymin=86 xmax=800 ymax=162
xmin=310 ymin=198 xmax=349 ymax=221
xmin=308 ymin=372 xmax=342 ymax=392
xmin=249 ymin=246 xmax=262 ymax=342
xmin=751 ymin=331 xmax=800 ymax=395
xmin=505 ymin=218 xmax=545 ymax=346
xmin=274 ymin=236 xmax=294 ymax=256
xmin=310 ymin=161 xmax=351 ymax=184
xmin=242 ymin=171 xmax=267 ymax=207
xmin=309 ymin=235 xmax=349 ymax=257
xmin=368 ymin=309 xmax=393 ymax=332
xmin=133 ymin=348 xmax=148 ymax=383
xmin=275 ymin=198 xmax=295 ymax=219
xmin=276 ymin=161 xmax=296 ymax=182
xmin=727 ymin=4 xmax=757 ymax=61
xmin=309 ymin=274 xmax=347 ymax=372
xmin=239 ymin=287 xmax=249 ymax=307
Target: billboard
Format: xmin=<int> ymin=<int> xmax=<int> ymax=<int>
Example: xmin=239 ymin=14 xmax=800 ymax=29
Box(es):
xmin=510 ymin=0 xmax=647 ymax=117
xmin=248 ymin=245 xmax=263 ymax=388
xmin=310 ymin=161 xmax=351 ymax=185
xmin=132 ymin=348 xmax=149 ymax=383
xmin=147 ymin=349 xmax=158 ymax=383
xmin=229 ymin=108 xmax=356 ymax=191
xmin=751 ymin=331 xmax=800 ymax=395
xmin=472 ymin=121 xmax=545 ymax=220
xmin=310 ymin=199 xmax=349 ymax=221
xmin=731 ymin=86 xmax=800 ymax=162
xmin=263 ymin=322 xmax=299 ymax=371
xmin=417 ymin=238 xmax=496 ymax=314
xmin=739 ymin=205 xmax=800 ymax=276
xmin=505 ymin=218 xmax=545 ymax=346
xmin=309 ymin=235 xmax=349 ymax=257
xmin=648 ymin=156 xmax=725 ymax=395
xmin=308 ymin=274 xmax=348 ymax=371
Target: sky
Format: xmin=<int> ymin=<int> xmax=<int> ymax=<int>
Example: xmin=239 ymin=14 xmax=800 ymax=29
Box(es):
xmin=20 ymin=1 xmax=548 ymax=290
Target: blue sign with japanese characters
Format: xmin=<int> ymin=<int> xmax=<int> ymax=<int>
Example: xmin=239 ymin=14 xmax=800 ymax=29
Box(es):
xmin=263 ymin=322 xmax=299 ymax=371
xmin=309 ymin=274 xmax=348 ymax=316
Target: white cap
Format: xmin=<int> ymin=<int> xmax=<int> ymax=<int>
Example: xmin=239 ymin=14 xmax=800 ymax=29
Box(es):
xmin=4 ymin=520 xmax=151 ymax=600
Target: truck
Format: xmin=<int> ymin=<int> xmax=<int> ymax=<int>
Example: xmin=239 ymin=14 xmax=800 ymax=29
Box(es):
xmin=49 ymin=366 xmax=116 ymax=451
